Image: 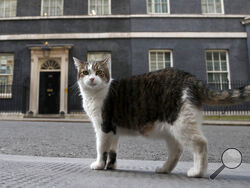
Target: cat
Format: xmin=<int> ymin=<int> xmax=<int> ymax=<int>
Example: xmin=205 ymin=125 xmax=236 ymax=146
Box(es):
xmin=73 ymin=56 xmax=250 ymax=178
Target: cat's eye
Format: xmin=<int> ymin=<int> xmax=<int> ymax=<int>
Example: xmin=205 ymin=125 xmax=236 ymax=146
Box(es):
xmin=80 ymin=71 xmax=89 ymax=76
xmin=96 ymin=70 xmax=103 ymax=76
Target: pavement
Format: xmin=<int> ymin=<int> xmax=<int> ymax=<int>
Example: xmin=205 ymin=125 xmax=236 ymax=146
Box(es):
xmin=0 ymin=121 xmax=250 ymax=163
xmin=0 ymin=154 xmax=249 ymax=188
xmin=0 ymin=121 xmax=250 ymax=187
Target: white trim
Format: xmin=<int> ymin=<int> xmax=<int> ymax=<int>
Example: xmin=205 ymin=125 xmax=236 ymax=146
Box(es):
xmin=221 ymin=0 xmax=225 ymax=14
xmin=0 ymin=32 xmax=247 ymax=40
xmin=242 ymin=17 xmax=250 ymax=25
xmin=0 ymin=93 xmax=12 ymax=98
xmin=88 ymin=0 xmax=91 ymax=15
xmin=226 ymin=50 xmax=231 ymax=89
xmin=29 ymin=48 xmax=70 ymax=115
xmin=109 ymin=0 xmax=111 ymax=15
xmin=41 ymin=0 xmax=44 ymax=16
xmin=0 ymin=14 xmax=247 ymax=21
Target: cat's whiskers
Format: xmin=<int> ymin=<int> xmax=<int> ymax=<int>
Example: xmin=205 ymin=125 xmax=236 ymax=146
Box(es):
xmin=69 ymin=82 xmax=81 ymax=96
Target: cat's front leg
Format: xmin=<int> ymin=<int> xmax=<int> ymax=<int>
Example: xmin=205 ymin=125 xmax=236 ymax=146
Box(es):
xmin=91 ymin=130 xmax=113 ymax=170
xmin=106 ymin=135 xmax=119 ymax=170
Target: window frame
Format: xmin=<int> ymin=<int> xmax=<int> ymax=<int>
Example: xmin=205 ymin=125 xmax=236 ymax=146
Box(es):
xmin=0 ymin=0 xmax=17 ymax=18
xmin=146 ymin=0 xmax=170 ymax=14
xmin=0 ymin=53 xmax=14 ymax=98
xmin=41 ymin=0 xmax=64 ymax=16
xmin=201 ymin=0 xmax=224 ymax=14
xmin=205 ymin=50 xmax=231 ymax=90
xmin=87 ymin=52 xmax=112 ymax=75
xmin=88 ymin=0 xmax=111 ymax=15
xmin=148 ymin=50 xmax=173 ymax=72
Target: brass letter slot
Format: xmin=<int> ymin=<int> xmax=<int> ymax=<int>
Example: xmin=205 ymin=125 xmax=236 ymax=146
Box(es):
xmin=47 ymin=89 xmax=53 ymax=92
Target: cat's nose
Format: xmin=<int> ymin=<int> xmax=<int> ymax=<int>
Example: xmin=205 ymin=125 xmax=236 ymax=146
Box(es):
xmin=90 ymin=78 xmax=95 ymax=82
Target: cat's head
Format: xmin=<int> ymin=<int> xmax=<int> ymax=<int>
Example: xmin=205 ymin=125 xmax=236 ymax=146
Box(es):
xmin=73 ymin=57 xmax=111 ymax=90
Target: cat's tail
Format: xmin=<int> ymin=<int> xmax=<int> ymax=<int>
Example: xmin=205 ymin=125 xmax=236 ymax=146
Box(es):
xmin=198 ymin=82 xmax=250 ymax=106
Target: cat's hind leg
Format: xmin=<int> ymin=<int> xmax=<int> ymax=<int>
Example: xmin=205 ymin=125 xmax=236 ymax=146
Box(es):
xmin=172 ymin=101 xmax=208 ymax=178
xmin=186 ymin=133 xmax=207 ymax=178
xmin=91 ymin=130 xmax=114 ymax=170
xmin=106 ymin=135 xmax=119 ymax=170
xmin=156 ymin=134 xmax=183 ymax=174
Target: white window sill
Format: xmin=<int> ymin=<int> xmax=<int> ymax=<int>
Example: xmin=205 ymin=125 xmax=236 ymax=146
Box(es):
xmin=0 ymin=14 xmax=247 ymax=21
xmin=0 ymin=93 xmax=12 ymax=98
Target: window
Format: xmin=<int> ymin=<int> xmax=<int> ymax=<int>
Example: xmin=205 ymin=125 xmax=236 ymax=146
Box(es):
xmin=87 ymin=52 xmax=111 ymax=75
xmin=149 ymin=50 xmax=173 ymax=71
xmin=206 ymin=50 xmax=230 ymax=90
xmin=89 ymin=0 xmax=111 ymax=15
xmin=0 ymin=0 xmax=17 ymax=17
xmin=201 ymin=0 xmax=223 ymax=14
xmin=147 ymin=0 xmax=169 ymax=14
xmin=41 ymin=0 xmax=63 ymax=16
xmin=0 ymin=54 xmax=14 ymax=96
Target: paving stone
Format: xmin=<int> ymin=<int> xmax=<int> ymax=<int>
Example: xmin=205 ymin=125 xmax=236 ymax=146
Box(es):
xmin=0 ymin=154 xmax=249 ymax=188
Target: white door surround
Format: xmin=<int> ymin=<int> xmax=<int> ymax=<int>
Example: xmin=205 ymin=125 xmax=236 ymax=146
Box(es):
xmin=28 ymin=46 xmax=72 ymax=115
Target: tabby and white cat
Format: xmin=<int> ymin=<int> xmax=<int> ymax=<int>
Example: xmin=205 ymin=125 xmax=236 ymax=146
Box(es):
xmin=73 ymin=57 xmax=250 ymax=178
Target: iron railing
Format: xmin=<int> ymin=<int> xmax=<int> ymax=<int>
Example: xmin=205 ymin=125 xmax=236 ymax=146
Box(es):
xmin=0 ymin=84 xmax=29 ymax=114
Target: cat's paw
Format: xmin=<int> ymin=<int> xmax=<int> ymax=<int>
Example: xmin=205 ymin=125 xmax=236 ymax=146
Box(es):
xmin=187 ymin=167 xmax=204 ymax=178
xmin=106 ymin=162 xmax=117 ymax=170
xmin=90 ymin=161 xmax=105 ymax=170
xmin=155 ymin=167 xmax=170 ymax=174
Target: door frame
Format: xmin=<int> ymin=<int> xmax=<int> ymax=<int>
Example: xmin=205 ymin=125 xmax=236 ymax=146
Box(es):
xmin=28 ymin=46 xmax=72 ymax=115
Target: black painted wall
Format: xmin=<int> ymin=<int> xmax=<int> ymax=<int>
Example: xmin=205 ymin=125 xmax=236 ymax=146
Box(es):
xmin=0 ymin=17 xmax=245 ymax=35
xmin=0 ymin=19 xmax=131 ymax=34
xmin=130 ymin=38 xmax=250 ymax=82
xmin=130 ymin=18 xmax=245 ymax=32
xmin=224 ymin=0 xmax=250 ymax=14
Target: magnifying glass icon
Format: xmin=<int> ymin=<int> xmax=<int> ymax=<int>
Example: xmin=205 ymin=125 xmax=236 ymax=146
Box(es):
xmin=210 ymin=148 xmax=242 ymax=179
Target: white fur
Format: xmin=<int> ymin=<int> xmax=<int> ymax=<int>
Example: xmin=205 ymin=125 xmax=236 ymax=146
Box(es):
xmin=76 ymin=60 xmax=115 ymax=170
xmin=125 ymin=89 xmax=207 ymax=177
xmin=148 ymin=89 xmax=207 ymax=177
xmin=75 ymin=59 xmax=208 ymax=177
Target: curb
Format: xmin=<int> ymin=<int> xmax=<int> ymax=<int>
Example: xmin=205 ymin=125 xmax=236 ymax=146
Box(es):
xmin=203 ymin=120 xmax=250 ymax=126
xmin=1 ymin=117 xmax=250 ymax=126
xmin=0 ymin=118 xmax=91 ymax=123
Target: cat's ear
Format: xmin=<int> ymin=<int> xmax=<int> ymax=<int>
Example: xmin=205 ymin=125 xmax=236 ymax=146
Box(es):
xmin=73 ymin=57 xmax=83 ymax=70
xmin=99 ymin=56 xmax=110 ymax=66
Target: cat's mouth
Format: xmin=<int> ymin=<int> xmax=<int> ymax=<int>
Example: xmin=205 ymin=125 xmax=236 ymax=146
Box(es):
xmin=88 ymin=83 xmax=97 ymax=87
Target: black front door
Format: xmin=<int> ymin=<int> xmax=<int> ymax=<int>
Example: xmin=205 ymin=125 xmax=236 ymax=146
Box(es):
xmin=39 ymin=72 xmax=60 ymax=114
